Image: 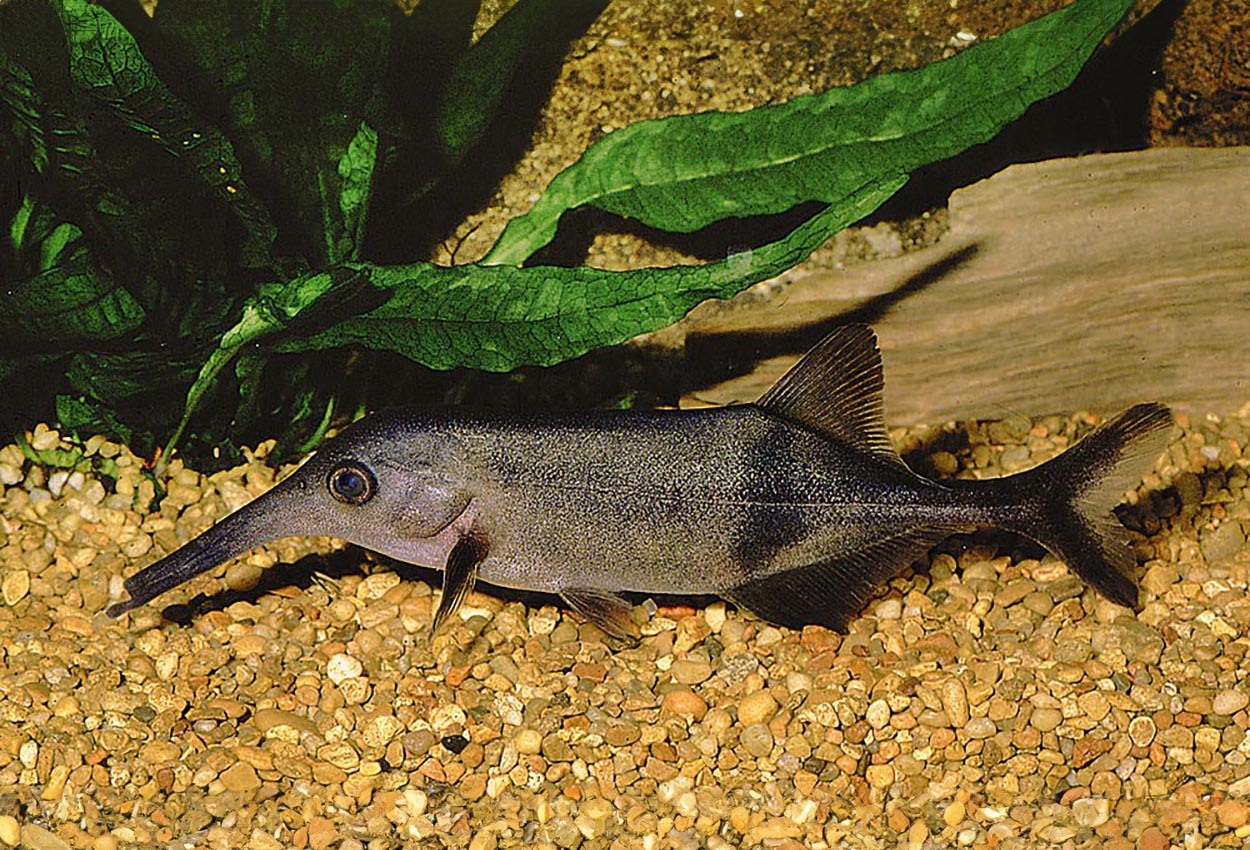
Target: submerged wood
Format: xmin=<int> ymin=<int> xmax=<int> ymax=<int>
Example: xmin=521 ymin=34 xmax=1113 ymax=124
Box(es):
xmin=675 ymin=147 xmax=1250 ymax=422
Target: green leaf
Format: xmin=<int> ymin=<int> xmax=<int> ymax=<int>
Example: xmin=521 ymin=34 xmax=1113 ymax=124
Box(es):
xmin=483 ymin=0 xmax=1132 ymax=266
xmin=55 ymin=394 xmax=133 ymax=446
xmin=434 ymin=0 xmax=610 ymax=165
xmin=161 ymin=172 xmax=899 ymax=457
xmin=143 ymin=0 xmax=389 ymax=266
xmin=0 ymin=246 xmax=144 ymax=345
xmin=0 ymin=47 xmax=47 ymax=173
xmin=328 ymin=120 xmax=378 ymax=264
xmin=51 ymin=0 xmax=277 ymax=267
xmin=275 ymin=175 xmax=904 ymax=370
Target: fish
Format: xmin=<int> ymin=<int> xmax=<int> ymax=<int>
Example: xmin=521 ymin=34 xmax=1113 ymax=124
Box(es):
xmin=106 ymin=324 xmax=1173 ymax=639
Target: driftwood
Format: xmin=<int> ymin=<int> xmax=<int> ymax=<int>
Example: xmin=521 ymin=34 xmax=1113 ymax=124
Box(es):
xmin=672 ymin=147 xmax=1250 ymax=423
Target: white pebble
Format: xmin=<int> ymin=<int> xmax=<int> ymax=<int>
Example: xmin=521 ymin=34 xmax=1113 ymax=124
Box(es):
xmin=326 ymin=653 xmax=363 ymax=685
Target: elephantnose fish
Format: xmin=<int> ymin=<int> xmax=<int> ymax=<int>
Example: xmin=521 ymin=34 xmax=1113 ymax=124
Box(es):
xmin=107 ymin=324 xmax=1172 ymax=640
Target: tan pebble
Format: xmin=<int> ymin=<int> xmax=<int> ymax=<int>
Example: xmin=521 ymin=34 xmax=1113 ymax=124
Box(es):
xmin=139 ymin=741 xmax=182 ymax=765
xmin=2 ymin=570 xmax=29 ymax=606
xmin=1128 ymin=716 xmax=1157 ymax=747
xmin=1072 ymin=798 xmax=1110 ymax=828
xmin=662 ymin=689 xmax=708 ymax=720
xmin=0 ymin=816 xmax=18 ymax=847
xmin=220 ymin=762 xmax=261 ymax=792
xmin=514 ymin=729 xmax=543 ymax=755
xmin=317 ymin=742 xmax=360 ymax=771
xmin=91 ymin=835 xmax=118 ymax=850
xmin=1030 ymin=708 xmax=1063 ymax=732
xmin=253 ymin=708 xmax=319 ymax=737
xmin=1138 ymin=826 xmax=1168 ymax=850
xmin=20 ymin=823 xmax=71 ymax=850
xmin=307 ymin=818 xmax=337 ymax=850
xmin=225 ymin=562 xmax=263 ymax=592
xmin=729 ymin=806 xmax=751 ymax=834
xmin=866 ymin=764 xmax=895 ymax=789
xmin=908 ymin=820 xmax=929 ymax=843
xmin=669 ymin=659 xmax=713 ymax=685
xmin=866 ymin=699 xmax=891 ymax=730
xmin=339 ymin=677 xmax=371 ymax=705
xmin=747 ymin=818 xmax=801 ymax=841
xmin=40 ymin=765 xmax=70 ymax=801
xmin=1216 ymin=800 xmax=1249 ymax=829
xmin=31 ymin=424 xmax=61 ymax=451
xmin=940 ymin=680 xmax=970 ymax=728
xmin=943 ymin=800 xmax=966 ymax=827
xmin=468 ymin=830 xmax=498 ymax=850
xmin=1212 ymin=690 xmax=1249 ymax=716
xmin=738 ymin=690 xmax=777 ymax=725
xmin=1077 ymin=690 xmax=1111 ymax=722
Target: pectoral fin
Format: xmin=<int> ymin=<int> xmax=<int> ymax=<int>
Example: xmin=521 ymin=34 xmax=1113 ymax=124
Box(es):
xmin=560 ymin=587 xmax=640 ymax=643
xmin=724 ymin=525 xmax=959 ymax=632
xmin=432 ymin=537 xmax=482 ymax=633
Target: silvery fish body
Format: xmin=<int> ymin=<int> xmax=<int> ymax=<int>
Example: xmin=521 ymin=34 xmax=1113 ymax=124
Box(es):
xmin=108 ymin=325 xmax=1172 ymax=638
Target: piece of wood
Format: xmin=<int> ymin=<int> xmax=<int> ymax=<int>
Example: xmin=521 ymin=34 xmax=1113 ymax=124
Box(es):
xmin=674 ymin=147 xmax=1250 ymax=422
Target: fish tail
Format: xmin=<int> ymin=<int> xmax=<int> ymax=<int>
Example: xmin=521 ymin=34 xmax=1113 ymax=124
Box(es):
xmin=1002 ymin=402 xmax=1172 ymax=610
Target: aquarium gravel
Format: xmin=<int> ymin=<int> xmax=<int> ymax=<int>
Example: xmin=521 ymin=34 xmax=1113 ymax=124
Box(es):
xmin=1 ymin=403 xmax=1248 ymax=850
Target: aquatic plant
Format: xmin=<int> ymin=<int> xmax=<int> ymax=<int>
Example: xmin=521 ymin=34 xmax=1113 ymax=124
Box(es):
xmin=0 ymin=0 xmax=1132 ymax=465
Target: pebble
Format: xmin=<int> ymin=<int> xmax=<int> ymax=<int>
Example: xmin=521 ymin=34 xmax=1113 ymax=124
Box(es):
xmin=326 ymin=653 xmax=363 ymax=685
xmin=1129 ymin=716 xmax=1157 ymax=747
xmin=1216 ymin=800 xmax=1249 ymax=829
xmin=1212 ymin=690 xmax=1249 ymax=715
xmin=1139 ymin=827 xmax=1169 ymax=850
xmin=221 ymin=762 xmax=261 ymax=792
xmin=1072 ymin=798 xmax=1110 ymax=828
xmin=669 ymin=659 xmax=713 ymax=685
xmin=1030 ymin=708 xmax=1063 ymax=732
xmin=866 ymin=765 xmax=895 ymax=789
xmin=866 ymin=699 xmax=891 ymax=730
xmin=662 ymin=689 xmax=708 ymax=720
xmin=939 ymin=680 xmax=970 ymax=728
xmin=2 ymin=569 xmax=29 ymax=606
xmin=943 ymin=800 xmax=966 ymax=827
xmin=737 ymin=690 xmax=778 ymax=725
xmin=0 ymin=817 xmax=17 ymax=847
xmin=17 ymin=825 xmax=69 ymax=850
xmin=740 ymin=723 xmax=774 ymax=758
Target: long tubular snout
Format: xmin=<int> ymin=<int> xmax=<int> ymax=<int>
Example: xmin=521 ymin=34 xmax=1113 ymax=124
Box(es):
xmin=105 ymin=487 xmax=298 ymax=617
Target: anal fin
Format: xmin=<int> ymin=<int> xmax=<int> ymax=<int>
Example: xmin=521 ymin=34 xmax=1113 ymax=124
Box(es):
xmin=725 ymin=526 xmax=957 ymax=632
xmin=560 ymin=587 xmax=641 ymax=643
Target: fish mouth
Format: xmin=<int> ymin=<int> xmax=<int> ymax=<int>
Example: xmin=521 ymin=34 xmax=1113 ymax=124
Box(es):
xmin=106 ymin=488 xmax=294 ymax=617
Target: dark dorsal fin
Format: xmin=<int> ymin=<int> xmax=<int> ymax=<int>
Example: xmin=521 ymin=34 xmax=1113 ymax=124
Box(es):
xmin=756 ymin=324 xmax=906 ymax=468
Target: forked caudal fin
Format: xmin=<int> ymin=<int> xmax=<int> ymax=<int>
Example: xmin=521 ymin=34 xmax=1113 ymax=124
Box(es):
xmin=999 ymin=402 xmax=1173 ymax=611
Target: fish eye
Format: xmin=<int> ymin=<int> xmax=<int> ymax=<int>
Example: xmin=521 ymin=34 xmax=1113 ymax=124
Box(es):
xmin=328 ymin=463 xmax=375 ymax=505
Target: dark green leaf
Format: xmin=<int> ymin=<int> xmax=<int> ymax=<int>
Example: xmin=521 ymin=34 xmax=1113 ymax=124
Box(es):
xmin=51 ymin=0 xmax=277 ymax=267
xmin=483 ymin=0 xmax=1133 ymax=265
xmin=434 ymin=0 xmax=610 ymax=164
xmin=0 ymin=47 xmax=47 ymax=173
xmin=273 ymin=176 xmax=904 ymax=370
xmin=142 ymin=0 xmax=389 ymax=266
xmin=0 ymin=245 xmax=143 ymax=345
xmin=55 ymin=394 xmax=133 ymax=446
